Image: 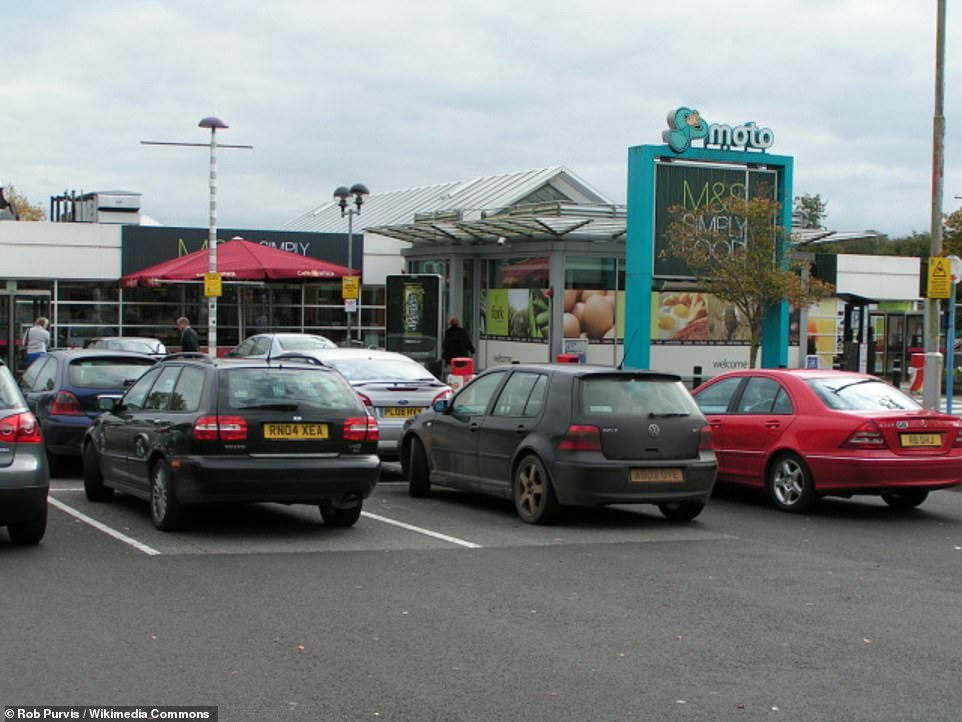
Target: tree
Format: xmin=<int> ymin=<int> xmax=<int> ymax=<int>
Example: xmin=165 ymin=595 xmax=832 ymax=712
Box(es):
xmin=944 ymin=206 xmax=962 ymax=258
xmin=793 ymin=193 xmax=828 ymax=229
xmin=0 ymin=185 xmax=46 ymax=221
xmin=665 ymin=192 xmax=835 ymax=368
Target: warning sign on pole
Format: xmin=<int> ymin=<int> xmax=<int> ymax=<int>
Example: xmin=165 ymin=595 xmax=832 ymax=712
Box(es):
xmin=927 ymin=257 xmax=951 ymax=299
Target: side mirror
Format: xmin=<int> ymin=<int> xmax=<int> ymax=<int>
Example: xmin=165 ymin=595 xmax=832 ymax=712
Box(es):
xmin=432 ymin=399 xmax=449 ymax=412
xmin=98 ymin=397 xmax=119 ymax=413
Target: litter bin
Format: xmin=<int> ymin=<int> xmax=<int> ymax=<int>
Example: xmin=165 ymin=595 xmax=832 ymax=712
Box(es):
xmin=447 ymin=357 xmax=475 ymax=390
xmin=556 ymin=353 xmax=580 ymax=363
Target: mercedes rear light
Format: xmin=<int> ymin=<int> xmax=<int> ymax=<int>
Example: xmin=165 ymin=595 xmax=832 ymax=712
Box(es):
xmin=193 ymin=415 xmax=248 ymax=442
xmin=558 ymin=424 xmax=602 ymax=452
xmin=50 ymin=391 xmax=84 ymax=416
xmin=0 ymin=411 xmax=42 ymax=443
xmin=841 ymin=421 xmax=887 ymax=449
xmin=344 ymin=416 xmax=379 ymax=443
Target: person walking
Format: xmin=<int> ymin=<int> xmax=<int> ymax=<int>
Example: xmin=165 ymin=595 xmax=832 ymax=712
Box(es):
xmin=177 ymin=316 xmax=200 ymax=353
xmin=23 ymin=317 xmax=50 ymax=367
xmin=441 ymin=316 xmax=475 ymax=370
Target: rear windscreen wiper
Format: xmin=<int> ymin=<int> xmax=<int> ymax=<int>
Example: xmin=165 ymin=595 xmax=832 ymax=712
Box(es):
xmin=240 ymin=402 xmax=300 ymax=411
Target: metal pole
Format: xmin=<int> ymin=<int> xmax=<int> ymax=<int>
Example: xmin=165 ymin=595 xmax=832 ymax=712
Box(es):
xmin=346 ymin=208 xmax=353 ymax=345
xmin=207 ymin=126 xmax=218 ymax=355
xmin=923 ymin=0 xmax=947 ymax=410
xmin=946 ymin=283 xmax=956 ymax=414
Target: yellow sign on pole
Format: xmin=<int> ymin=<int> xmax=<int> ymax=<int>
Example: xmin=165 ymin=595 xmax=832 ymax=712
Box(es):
xmin=928 ymin=257 xmax=951 ymax=299
xmin=204 ymin=272 xmax=223 ymax=298
xmin=342 ymin=275 xmax=360 ymax=300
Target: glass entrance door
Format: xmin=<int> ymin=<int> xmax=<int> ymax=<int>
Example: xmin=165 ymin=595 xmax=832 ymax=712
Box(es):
xmin=0 ymin=291 xmax=52 ymax=375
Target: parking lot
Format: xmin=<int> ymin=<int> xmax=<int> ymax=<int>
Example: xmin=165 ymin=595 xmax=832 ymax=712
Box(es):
xmin=6 ymin=462 xmax=962 ymax=721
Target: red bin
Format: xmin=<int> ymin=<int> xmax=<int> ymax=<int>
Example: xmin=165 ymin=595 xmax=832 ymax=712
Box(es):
xmin=450 ymin=357 xmax=474 ymax=376
xmin=556 ymin=353 xmax=580 ymax=363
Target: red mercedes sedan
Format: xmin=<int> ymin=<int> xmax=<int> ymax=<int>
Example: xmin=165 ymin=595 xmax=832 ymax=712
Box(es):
xmin=692 ymin=368 xmax=962 ymax=512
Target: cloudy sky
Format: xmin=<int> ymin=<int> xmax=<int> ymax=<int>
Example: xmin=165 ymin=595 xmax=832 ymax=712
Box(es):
xmin=3 ymin=1 xmax=960 ymax=237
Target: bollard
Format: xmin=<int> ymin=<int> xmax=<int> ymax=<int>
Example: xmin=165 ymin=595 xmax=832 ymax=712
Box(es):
xmin=692 ymin=365 xmax=703 ymax=390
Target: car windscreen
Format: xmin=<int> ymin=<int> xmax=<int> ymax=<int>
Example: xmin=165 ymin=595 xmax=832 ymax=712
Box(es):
xmin=324 ymin=357 xmax=435 ymax=382
xmin=277 ymin=336 xmax=336 ymax=350
xmin=579 ymin=375 xmax=700 ymax=416
xmin=222 ymin=368 xmax=364 ymax=412
xmin=808 ymin=377 xmax=923 ymax=411
xmin=67 ymin=358 xmax=156 ymax=388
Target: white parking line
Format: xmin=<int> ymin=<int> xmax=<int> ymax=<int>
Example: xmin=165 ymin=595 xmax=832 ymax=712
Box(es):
xmin=362 ymin=511 xmax=483 ymax=549
xmin=48 ymin=497 xmax=162 ymax=556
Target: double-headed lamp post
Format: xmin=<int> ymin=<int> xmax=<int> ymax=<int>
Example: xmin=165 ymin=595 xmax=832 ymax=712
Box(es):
xmin=333 ymin=183 xmax=369 ymax=345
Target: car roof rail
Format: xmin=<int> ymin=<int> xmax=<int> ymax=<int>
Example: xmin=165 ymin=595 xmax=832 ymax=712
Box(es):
xmin=163 ymin=352 xmax=215 ymax=363
xmin=273 ymin=353 xmax=326 ymax=367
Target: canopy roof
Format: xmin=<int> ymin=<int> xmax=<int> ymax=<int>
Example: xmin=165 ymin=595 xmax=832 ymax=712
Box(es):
xmin=121 ymin=239 xmax=355 ymax=287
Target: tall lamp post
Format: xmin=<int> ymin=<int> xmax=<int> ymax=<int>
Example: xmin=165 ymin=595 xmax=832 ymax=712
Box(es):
xmin=333 ymin=183 xmax=369 ymax=345
xmin=142 ymin=117 xmax=252 ymax=355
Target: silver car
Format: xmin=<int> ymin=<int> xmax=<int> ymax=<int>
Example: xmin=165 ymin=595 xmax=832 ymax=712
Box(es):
xmin=0 ymin=361 xmax=49 ymax=544
xmin=277 ymin=348 xmax=451 ymax=459
xmin=227 ymin=333 xmax=337 ymax=359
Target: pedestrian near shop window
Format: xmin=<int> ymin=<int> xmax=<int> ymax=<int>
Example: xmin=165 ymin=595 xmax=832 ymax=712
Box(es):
xmin=177 ymin=316 xmax=200 ymax=353
xmin=23 ymin=317 xmax=50 ymax=367
xmin=442 ymin=316 xmax=474 ymax=369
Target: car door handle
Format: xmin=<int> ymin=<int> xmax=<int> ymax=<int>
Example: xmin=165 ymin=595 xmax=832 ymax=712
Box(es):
xmin=469 ymin=422 xmax=480 ymax=432
xmin=764 ymin=421 xmax=781 ymax=429
xmin=152 ymin=420 xmax=171 ymax=430
xmin=515 ymin=425 xmax=527 ymax=435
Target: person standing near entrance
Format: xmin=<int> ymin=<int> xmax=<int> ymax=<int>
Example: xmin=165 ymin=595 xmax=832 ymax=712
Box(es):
xmin=23 ymin=317 xmax=50 ymax=367
xmin=442 ymin=316 xmax=474 ymax=370
xmin=177 ymin=316 xmax=200 ymax=353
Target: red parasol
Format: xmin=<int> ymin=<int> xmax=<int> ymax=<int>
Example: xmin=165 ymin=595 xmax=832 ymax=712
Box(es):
xmin=121 ymin=239 xmax=356 ymax=287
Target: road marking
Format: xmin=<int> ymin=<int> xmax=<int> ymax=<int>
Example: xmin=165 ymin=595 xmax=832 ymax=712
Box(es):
xmin=48 ymin=497 xmax=162 ymax=556
xmin=362 ymin=511 xmax=483 ymax=548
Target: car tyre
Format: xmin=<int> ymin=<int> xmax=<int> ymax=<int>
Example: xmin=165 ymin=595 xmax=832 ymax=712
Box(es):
xmin=658 ymin=500 xmax=705 ymax=522
xmin=150 ymin=458 xmax=185 ymax=531
xmin=7 ymin=505 xmax=47 ymax=545
xmin=768 ymin=452 xmax=816 ymax=513
xmin=320 ymin=501 xmax=363 ymax=527
xmin=881 ymin=490 xmax=929 ymax=509
xmin=514 ymin=454 xmax=561 ymax=524
xmin=83 ymin=442 xmax=114 ymax=502
xmin=408 ymin=437 xmax=431 ymax=498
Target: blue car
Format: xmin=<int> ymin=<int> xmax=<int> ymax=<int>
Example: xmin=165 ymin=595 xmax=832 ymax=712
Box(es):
xmin=19 ymin=349 xmax=156 ymax=473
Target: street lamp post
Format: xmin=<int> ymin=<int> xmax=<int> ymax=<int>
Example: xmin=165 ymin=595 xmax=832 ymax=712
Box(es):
xmin=142 ymin=118 xmax=252 ymax=355
xmin=333 ymin=183 xmax=370 ymax=345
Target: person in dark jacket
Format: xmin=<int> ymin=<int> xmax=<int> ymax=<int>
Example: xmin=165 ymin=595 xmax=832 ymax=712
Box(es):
xmin=177 ymin=316 xmax=200 ymax=353
xmin=442 ymin=316 xmax=474 ymax=367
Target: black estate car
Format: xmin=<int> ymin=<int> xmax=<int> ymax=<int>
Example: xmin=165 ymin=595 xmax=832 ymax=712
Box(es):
xmin=82 ymin=355 xmax=380 ymax=530
xmin=399 ymin=363 xmax=717 ymax=523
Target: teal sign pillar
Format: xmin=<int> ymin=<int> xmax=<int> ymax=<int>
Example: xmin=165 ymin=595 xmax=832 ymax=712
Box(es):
xmin=624 ymin=138 xmax=794 ymax=370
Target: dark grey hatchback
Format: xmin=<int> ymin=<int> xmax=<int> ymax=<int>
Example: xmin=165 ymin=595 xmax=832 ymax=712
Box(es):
xmin=82 ymin=355 xmax=380 ymax=530
xmin=399 ymin=364 xmax=717 ymax=523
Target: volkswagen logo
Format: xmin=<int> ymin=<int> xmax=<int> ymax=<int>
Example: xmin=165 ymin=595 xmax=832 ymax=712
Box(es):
xmin=648 ymin=423 xmax=661 ymax=438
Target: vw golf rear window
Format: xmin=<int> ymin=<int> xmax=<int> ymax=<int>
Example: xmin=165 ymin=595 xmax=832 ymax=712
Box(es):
xmin=580 ymin=375 xmax=700 ymax=416
xmin=68 ymin=358 xmax=156 ymax=388
xmin=223 ymin=368 xmax=363 ymax=412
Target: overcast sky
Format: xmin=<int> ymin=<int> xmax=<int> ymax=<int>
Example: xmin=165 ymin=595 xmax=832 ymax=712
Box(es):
xmin=3 ymin=1 xmax=960 ymax=237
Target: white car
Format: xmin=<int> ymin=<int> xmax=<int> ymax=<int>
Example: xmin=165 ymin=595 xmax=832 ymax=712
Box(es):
xmin=276 ymin=348 xmax=451 ymax=459
xmin=226 ymin=333 xmax=337 ymax=359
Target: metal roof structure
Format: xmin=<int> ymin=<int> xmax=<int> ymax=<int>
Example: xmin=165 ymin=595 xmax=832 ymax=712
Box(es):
xmin=369 ymin=201 xmax=627 ymax=246
xmin=283 ymin=166 xmax=613 ymax=233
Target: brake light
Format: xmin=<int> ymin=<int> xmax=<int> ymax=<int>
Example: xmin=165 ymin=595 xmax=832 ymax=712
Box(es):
xmin=193 ymin=415 xmax=248 ymax=442
xmin=954 ymin=429 xmax=962 ymax=448
xmin=558 ymin=424 xmax=602 ymax=451
xmin=356 ymin=392 xmax=373 ymax=407
xmin=0 ymin=411 xmax=43 ymax=444
xmin=50 ymin=391 xmax=84 ymax=416
xmin=344 ymin=416 xmax=379 ymax=443
xmin=699 ymin=425 xmax=714 ymax=451
xmin=432 ymin=389 xmax=453 ymax=405
xmin=842 ymin=421 xmax=887 ymax=449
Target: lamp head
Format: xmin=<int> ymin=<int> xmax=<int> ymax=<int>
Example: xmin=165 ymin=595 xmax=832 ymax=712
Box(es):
xmin=199 ymin=116 xmax=229 ymax=130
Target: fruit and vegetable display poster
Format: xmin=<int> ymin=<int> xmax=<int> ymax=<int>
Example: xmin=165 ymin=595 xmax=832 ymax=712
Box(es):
xmin=481 ymin=289 xmax=551 ymax=341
